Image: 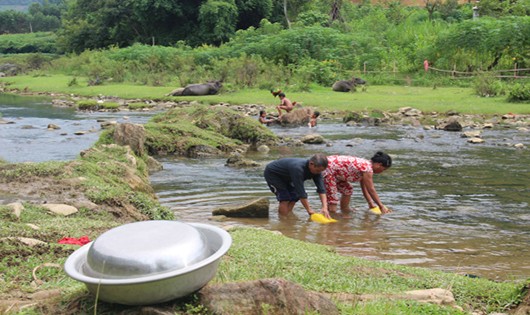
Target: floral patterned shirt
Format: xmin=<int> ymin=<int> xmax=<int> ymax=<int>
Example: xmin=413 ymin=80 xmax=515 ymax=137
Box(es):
xmin=323 ymin=155 xmax=373 ymax=204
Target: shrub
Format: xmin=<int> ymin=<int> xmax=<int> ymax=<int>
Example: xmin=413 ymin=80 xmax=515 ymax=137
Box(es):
xmin=507 ymin=82 xmax=530 ymax=102
xmin=473 ymin=73 xmax=505 ymax=97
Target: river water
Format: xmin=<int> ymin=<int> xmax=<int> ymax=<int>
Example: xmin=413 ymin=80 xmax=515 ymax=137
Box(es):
xmin=1 ymin=94 xmax=529 ymax=281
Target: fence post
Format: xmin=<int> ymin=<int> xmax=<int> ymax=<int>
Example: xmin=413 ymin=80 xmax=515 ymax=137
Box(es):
xmin=363 ymin=62 xmax=367 ymax=75
xmin=514 ymin=63 xmax=518 ymax=78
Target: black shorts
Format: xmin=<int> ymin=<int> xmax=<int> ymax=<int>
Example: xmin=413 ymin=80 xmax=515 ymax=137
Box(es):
xmin=264 ymin=171 xmax=299 ymax=202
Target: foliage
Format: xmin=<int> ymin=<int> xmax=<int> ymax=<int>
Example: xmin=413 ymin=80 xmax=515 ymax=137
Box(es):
xmin=0 ymin=0 xmax=64 ymax=34
xmin=473 ymin=73 xmax=506 ymax=97
xmin=507 ymin=81 xmax=530 ymax=102
xmin=198 ymin=0 xmax=239 ymax=45
xmin=433 ymin=17 xmax=530 ymax=71
xmin=0 ymin=32 xmax=58 ymax=54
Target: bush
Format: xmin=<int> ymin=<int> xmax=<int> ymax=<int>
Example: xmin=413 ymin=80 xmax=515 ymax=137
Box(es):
xmin=507 ymin=82 xmax=530 ymax=102
xmin=473 ymin=73 xmax=505 ymax=97
xmin=0 ymin=32 xmax=59 ymax=54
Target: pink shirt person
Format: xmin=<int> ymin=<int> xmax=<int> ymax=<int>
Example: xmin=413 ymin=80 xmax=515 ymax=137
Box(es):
xmin=323 ymin=152 xmax=392 ymax=217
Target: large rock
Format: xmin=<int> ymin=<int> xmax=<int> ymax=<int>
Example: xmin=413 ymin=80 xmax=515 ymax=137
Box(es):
xmin=113 ymin=123 xmax=146 ymax=156
xmin=280 ymin=107 xmax=312 ymax=125
xmin=225 ymin=154 xmax=260 ymax=167
xmin=42 ymin=204 xmax=78 ymax=216
xmin=212 ymin=197 xmax=269 ymax=218
xmin=301 ymin=134 xmax=325 ymax=144
xmin=437 ymin=117 xmax=462 ymax=132
xmin=199 ymin=278 xmax=339 ymax=315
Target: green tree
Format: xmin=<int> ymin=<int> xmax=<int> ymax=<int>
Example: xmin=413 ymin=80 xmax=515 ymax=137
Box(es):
xmin=235 ymin=0 xmax=273 ymax=30
xmin=476 ymin=0 xmax=530 ymax=17
xmin=197 ymin=0 xmax=239 ymax=45
xmin=59 ymin=0 xmax=196 ymax=52
xmin=0 ymin=10 xmax=30 ymax=33
xmin=433 ymin=17 xmax=530 ymax=70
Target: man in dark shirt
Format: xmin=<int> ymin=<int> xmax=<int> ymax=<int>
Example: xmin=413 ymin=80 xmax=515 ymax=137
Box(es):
xmin=264 ymin=154 xmax=330 ymax=218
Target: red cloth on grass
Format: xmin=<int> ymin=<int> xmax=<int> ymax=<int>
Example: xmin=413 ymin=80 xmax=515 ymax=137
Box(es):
xmin=58 ymin=236 xmax=91 ymax=246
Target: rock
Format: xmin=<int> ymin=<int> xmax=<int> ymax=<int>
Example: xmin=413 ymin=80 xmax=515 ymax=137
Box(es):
xmin=7 ymin=202 xmax=24 ymax=218
xmin=199 ymin=278 xmax=339 ymax=315
xmin=301 ymin=134 xmax=325 ymax=144
xmin=483 ymin=123 xmax=494 ymax=129
xmin=225 ymin=154 xmax=260 ymax=167
xmin=514 ymin=143 xmax=525 ymax=149
xmin=26 ymin=223 xmax=40 ymax=230
xmin=461 ymin=131 xmax=481 ymax=138
xmin=113 ymin=123 xmax=146 ymax=156
xmin=327 ymin=288 xmax=460 ymax=310
xmin=440 ymin=118 xmax=462 ymax=132
xmin=47 ymin=124 xmax=60 ymax=130
xmin=41 ymin=204 xmax=78 ymax=216
xmin=280 ymin=107 xmax=312 ymax=125
xmin=74 ymin=131 xmax=87 ymax=135
xmin=100 ymin=120 xmax=117 ymax=129
xmin=257 ymin=144 xmax=270 ymax=153
xmin=212 ymin=197 xmax=269 ymax=218
xmin=2 ymin=237 xmax=46 ymax=246
xmin=399 ymin=107 xmax=422 ymax=117
xmin=146 ymin=156 xmax=163 ymax=173
xmin=467 ymin=137 xmax=485 ymax=144
xmin=0 ymin=118 xmax=15 ymax=124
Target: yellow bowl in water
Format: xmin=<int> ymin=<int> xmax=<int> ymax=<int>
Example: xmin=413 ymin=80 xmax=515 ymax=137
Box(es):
xmin=310 ymin=213 xmax=338 ymax=224
xmin=369 ymin=206 xmax=382 ymax=215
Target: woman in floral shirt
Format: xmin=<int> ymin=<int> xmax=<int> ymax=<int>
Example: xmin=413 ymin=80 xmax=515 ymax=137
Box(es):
xmin=323 ymin=151 xmax=392 ymax=217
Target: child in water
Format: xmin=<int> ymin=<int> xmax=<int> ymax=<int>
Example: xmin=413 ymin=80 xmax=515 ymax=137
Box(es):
xmin=308 ymin=111 xmax=320 ymax=128
xmin=258 ymin=110 xmax=276 ymax=125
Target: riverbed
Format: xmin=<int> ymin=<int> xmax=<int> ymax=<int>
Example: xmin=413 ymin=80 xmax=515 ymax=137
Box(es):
xmin=1 ymin=94 xmax=529 ymax=281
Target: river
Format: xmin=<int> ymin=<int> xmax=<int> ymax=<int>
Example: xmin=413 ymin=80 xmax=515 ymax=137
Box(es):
xmin=1 ymin=94 xmax=529 ymax=281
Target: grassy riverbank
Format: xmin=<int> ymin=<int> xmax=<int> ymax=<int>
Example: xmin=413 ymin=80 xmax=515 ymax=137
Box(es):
xmin=0 ymin=77 xmax=529 ymax=314
xmin=1 ymin=74 xmax=530 ymax=115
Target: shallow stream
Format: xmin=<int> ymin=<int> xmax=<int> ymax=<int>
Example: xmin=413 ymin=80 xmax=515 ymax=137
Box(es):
xmin=1 ymin=94 xmax=529 ymax=281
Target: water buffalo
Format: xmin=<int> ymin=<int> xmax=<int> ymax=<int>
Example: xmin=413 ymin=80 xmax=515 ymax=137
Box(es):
xmin=332 ymin=77 xmax=366 ymax=92
xmin=168 ymin=81 xmax=222 ymax=96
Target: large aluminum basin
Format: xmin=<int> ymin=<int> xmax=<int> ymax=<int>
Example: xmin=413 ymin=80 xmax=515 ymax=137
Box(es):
xmin=64 ymin=221 xmax=232 ymax=305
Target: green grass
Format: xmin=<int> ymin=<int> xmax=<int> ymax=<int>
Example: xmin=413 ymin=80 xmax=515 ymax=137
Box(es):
xmin=221 ymin=228 xmax=524 ymax=314
xmin=2 ymin=75 xmax=529 ymax=115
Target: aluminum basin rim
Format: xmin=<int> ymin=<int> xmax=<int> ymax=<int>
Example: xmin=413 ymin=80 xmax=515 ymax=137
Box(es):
xmin=64 ymin=223 xmax=232 ymax=285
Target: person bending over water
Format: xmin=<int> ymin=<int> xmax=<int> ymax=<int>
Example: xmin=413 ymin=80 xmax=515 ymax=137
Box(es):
xmin=323 ymin=152 xmax=392 ymax=217
xmin=264 ymin=154 xmax=330 ymax=219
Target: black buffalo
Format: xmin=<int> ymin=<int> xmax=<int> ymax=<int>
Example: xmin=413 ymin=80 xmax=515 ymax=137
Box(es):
xmin=168 ymin=81 xmax=222 ymax=96
xmin=331 ymin=77 xmax=366 ymax=92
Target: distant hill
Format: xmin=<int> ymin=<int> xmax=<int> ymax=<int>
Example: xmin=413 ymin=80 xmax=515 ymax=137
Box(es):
xmin=0 ymin=0 xmax=41 ymax=12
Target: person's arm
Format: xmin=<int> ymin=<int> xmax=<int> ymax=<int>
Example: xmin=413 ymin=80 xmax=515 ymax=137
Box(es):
xmin=317 ymin=192 xmax=330 ymax=218
xmin=360 ymin=172 xmax=391 ymax=213
xmin=299 ymin=198 xmax=315 ymax=216
xmin=313 ymin=175 xmax=330 ymax=218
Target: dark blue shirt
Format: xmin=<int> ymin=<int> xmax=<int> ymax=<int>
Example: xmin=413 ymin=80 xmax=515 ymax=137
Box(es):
xmin=264 ymin=158 xmax=326 ymax=199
